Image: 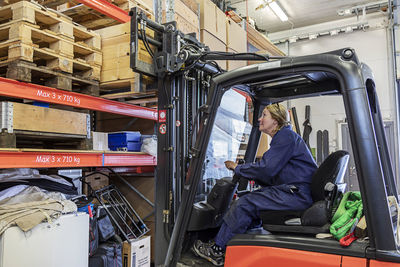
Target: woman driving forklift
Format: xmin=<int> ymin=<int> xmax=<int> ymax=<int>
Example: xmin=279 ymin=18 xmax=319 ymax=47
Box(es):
xmin=192 ymin=103 xmax=318 ymax=266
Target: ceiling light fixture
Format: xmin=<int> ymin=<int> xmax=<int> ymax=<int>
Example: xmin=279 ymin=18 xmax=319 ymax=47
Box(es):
xmin=330 ymin=29 xmax=339 ymax=36
xmin=337 ymin=0 xmax=388 ymax=16
xmin=269 ymin=1 xmax=288 ymax=22
xmin=345 ymin=26 xmax=354 ymax=33
xmin=270 ymin=22 xmax=369 ymax=44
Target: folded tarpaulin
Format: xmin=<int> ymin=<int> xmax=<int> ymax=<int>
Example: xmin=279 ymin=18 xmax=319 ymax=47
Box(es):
xmin=0 ymin=169 xmax=78 ymax=195
xmin=0 ymin=179 xmax=77 ymax=195
xmin=0 ymin=190 xmax=77 ymax=235
xmin=0 ymin=168 xmax=73 ymax=186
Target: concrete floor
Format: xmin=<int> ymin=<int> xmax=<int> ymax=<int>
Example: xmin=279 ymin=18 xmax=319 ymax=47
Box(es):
xmin=177 ymin=250 xmax=220 ymax=267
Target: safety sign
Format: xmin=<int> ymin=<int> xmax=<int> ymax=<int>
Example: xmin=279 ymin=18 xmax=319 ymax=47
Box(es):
xmin=159 ymin=110 xmax=167 ymax=122
xmin=159 ymin=123 xmax=167 ymax=134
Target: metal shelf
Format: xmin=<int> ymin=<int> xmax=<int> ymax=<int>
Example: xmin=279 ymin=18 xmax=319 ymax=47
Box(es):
xmin=76 ymin=0 xmax=130 ymax=23
xmin=0 ymin=149 xmax=156 ymax=168
xmin=0 ymin=77 xmax=158 ymax=121
xmin=0 ymin=3 xmax=155 ymax=168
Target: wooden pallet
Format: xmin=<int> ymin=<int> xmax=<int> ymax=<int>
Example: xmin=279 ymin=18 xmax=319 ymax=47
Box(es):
xmin=100 ymin=74 xmax=155 ymax=95
xmin=0 ymin=101 xmax=93 ymax=149
xmin=0 ymin=130 xmax=93 ymax=150
xmin=97 ymin=22 xmax=155 ymax=91
xmin=39 ymin=0 xmax=154 ymax=30
xmin=0 ymin=59 xmax=100 ymax=95
xmin=0 ymin=1 xmax=101 ymax=43
xmin=101 ymin=90 xmax=157 ymax=107
xmin=0 ymin=1 xmax=102 ymax=79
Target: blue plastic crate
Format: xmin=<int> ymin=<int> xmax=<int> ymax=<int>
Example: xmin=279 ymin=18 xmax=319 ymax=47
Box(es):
xmin=108 ymin=132 xmax=141 ymax=147
xmin=109 ymin=141 xmax=142 ymax=152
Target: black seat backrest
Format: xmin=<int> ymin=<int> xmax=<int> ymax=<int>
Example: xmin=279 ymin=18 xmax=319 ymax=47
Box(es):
xmin=311 ymin=150 xmax=350 ymax=202
xmin=207 ymin=177 xmax=237 ymax=210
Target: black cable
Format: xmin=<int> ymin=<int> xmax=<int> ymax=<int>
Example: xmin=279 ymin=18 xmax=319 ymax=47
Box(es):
xmin=234 ymin=52 xmax=270 ymax=61
xmin=207 ymin=60 xmax=224 ymax=73
xmin=162 ymin=77 xmax=170 ymax=102
xmin=142 ymin=32 xmax=154 ymax=58
xmin=141 ymin=29 xmax=154 ymax=58
xmin=140 ymin=22 xmax=154 ymax=58
xmin=204 ymin=51 xmax=270 ymax=61
xmin=141 ymin=23 xmax=152 ymax=56
xmin=183 ymin=51 xmax=270 ymax=72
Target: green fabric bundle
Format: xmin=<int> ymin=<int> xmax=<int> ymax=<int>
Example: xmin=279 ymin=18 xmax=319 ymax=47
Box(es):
xmin=330 ymin=191 xmax=363 ymax=240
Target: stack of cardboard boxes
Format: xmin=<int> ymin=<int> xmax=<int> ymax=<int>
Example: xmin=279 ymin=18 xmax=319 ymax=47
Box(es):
xmin=197 ymin=0 xmax=227 ymax=68
xmin=197 ymin=0 xmax=248 ymax=70
xmin=95 ymin=21 xmax=154 ymax=93
xmin=225 ymin=17 xmax=248 ymax=70
xmin=163 ymin=0 xmax=199 ymax=37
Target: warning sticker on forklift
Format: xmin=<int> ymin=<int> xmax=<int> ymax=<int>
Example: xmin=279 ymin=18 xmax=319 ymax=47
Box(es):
xmin=159 ymin=124 xmax=167 ymax=134
xmin=258 ymin=61 xmax=281 ymax=70
xmin=159 ymin=110 xmax=167 ymax=122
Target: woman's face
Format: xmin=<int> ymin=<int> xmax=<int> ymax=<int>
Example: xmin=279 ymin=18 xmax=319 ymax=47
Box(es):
xmin=258 ymin=108 xmax=278 ymax=136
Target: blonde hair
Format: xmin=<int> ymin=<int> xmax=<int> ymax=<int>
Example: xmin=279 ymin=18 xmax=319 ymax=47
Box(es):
xmin=266 ymin=103 xmax=290 ymax=132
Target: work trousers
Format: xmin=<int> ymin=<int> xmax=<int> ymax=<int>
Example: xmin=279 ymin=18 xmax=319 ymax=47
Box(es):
xmin=214 ymin=184 xmax=312 ymax=249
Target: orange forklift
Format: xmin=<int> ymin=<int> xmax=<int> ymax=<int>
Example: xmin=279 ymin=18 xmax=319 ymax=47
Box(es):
xmin=129 ymin=8 xmax=400 ymax=266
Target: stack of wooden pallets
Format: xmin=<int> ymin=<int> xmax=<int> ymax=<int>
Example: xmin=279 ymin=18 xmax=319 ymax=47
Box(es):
xmin=95 ymin=21 xmax=155 ymax=95
xmin=39 ymin=0 xmax=154 ymax=30
xmin=0 ymin=0 xmax=102 ymax=95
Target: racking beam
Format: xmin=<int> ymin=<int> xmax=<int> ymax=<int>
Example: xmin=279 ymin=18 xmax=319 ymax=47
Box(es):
xmin=104 ymin=153 xmax=157 ymax=166
xmin=0 ymin=150 xmax=156 ymax=168
xmin=0 ymin=77 xmax=158 ymax=121
xmin=76 ymin=0 xmax=130 ymax=23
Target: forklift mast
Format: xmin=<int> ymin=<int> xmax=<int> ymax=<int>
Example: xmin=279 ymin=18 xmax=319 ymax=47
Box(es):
xmin=129 ymin=8 xmax=400 ymax=267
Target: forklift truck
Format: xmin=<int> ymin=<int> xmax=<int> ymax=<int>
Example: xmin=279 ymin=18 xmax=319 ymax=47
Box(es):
xmin=129 ymin=8 xmax=400 ymax=266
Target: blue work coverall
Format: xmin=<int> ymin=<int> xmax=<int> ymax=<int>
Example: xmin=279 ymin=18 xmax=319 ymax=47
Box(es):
xmin=215 ymin=125 xmax=317 ymax=249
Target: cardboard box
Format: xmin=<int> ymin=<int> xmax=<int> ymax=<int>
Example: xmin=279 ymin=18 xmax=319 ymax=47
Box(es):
xmin=200 ymin=29 xmax=226 ymax=69
xmin=196 ymin=0 xmax=226 ymax=42
xmin=256 ymin=132 xmax=270 ymax=158
xmin=226 ymin=18 xmax=247 ymax=52
xmin=143 ymin=220 xmax=155 ymax=263
xmin=246 ymin=21 xmax=285 ymax=56
xmin=226 ymin=48 xmax=247 ymax=71
xmin=82 ymin=172 xmax=109 ymax=194
xmin=162 ymin=0 xmax=199 ymax=37
xmin=180 ymin=0 xmax=199 ymax=15
xmin=123 ymin=236 xmax=151 ymax=267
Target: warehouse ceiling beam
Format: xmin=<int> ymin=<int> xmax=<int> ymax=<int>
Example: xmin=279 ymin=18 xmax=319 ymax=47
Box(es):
xmin=0 ymin=77 xmax=158 ymax=121
xmin=76 ymin=0 xmax=130 ymax=23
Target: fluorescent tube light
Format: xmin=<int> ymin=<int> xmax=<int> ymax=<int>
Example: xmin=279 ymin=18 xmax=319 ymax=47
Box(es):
xmin=269 ymin=1 xmax=288 ymax=22
xmin=308 ymin=33 xmax=318 ymax=40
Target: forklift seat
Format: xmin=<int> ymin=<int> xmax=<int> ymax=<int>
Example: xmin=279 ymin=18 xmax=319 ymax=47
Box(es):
xmin=260 ymin=150 xmax=349 ymax=234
